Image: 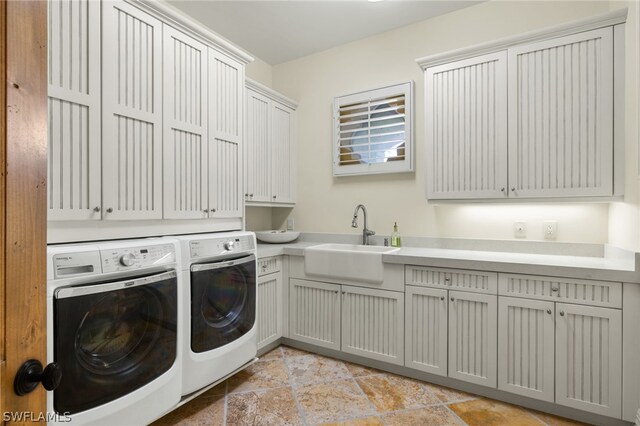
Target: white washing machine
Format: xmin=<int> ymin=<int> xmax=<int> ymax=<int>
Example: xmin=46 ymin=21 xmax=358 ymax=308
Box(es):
xmin=177 ymin=231 xmax=257 ymax=396
xmin=46 ymin=239 xmax=182 ymax=425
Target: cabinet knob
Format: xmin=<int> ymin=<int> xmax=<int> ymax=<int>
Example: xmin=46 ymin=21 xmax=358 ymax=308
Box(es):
xmin=511 ymin=187 xmax=516 ymax=192
xmin=272 ymin=195 xmax=277 ymax=199
xmin=547 ymin=309 xmax=552 ymax=315
xmin=342 ymin=291 xmax=346 ymax=296
xmin=245 ymin=193 xmax=249 ymax=197
xmin=500 ymin=188 xmax=505 ymax=192
xmin=250 ymin=194 xmax=254 ymax=197
xmin=203 ymin=209 xmax=208 ymax=213
xmin=211 ymin=208 xmax=216 ymax=213
xmin=334 ymin=290 xmax=339 ymax=294
xmin=93 ymin=206 xmax=101 ymax=212
xmin=106 ymin=208 xmax=113 ymax=213
xmin=559 ymin=311 xmax=565 ymax=316
xmin=440 ymin=296 xmax=445 ymax=301
xmin=450 ymin=297 xmax=455 ymax=302
xmin=551 ymin=287 xmax=559 ymax=292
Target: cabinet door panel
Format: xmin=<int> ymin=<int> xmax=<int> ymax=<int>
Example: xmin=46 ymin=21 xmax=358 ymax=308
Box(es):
xmin=508 ymin=28 xmax=613 ymax=198
xmin=425 ymin=51 xmax=508 ymax=200
xmin=258 ymin=272 xmax=282 ymax=349
xmin=271 ymin=103 xmax=295 ymax=203
xmin=289 ymin=279 xmax=341 ymax=350
xmin=209 ymin=138 xmax=241 ymax=218
xmin=102 ymin=1 xmax=162 ymax=220
xmin=48 ymin=0 xmax=101 ymax=220
xmin=210 ymin=50 xmax=242 ymax=143
xmin=163 ymin=25 xmax=208 ymax=219
xmin=556 ymin=303 xmax=621 ymax=417
xmin=498 ymin=297 xmax=554 ymax=402
xmin=405 ymin=286 xmax=447 ymax=375
xmin=245 ymin=89 xmax=271 ymax=202
xmin=342 ymin=287 xmax=404 ymax=365
xmin=448 ymin=291 xmax=497 ymax=387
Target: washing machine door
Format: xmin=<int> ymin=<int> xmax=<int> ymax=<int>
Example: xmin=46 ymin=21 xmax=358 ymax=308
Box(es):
xmin=190 ymin=254 xmax=256 ymax=353
xmin=53 ymin=270 xmax=177 ymax=415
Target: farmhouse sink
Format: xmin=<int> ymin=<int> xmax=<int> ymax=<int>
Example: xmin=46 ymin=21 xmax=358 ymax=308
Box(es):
xmin=304 ymin=243 xmax=400 ymax=283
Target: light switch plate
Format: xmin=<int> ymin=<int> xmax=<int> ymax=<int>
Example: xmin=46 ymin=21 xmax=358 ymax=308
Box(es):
xmin=286 ymin=218 xmax=295 ymax=231
xmin=513 ymin=221 xmax=527 ymax=238
xmin=543 ymin=220 xmax=558 ymax=240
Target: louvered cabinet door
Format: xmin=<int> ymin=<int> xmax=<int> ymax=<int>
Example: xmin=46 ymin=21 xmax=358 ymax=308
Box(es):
xmin=342 ymin=287 xmax=404 ymax=365
xmin=271 ymin=103 xmax=296 ymax=204
xmin=101 ymin=1 xmax=162 ymax=220
xmin=289 ymin=279 xmax=341 ymax=350
xmin=162 ymin=25 xmax=209 ymax=219
xmin=448 ymin=291 xmax=497 ymax=387
xmin=257 ymin=272 xmax=282 ymax=350
xmin=425 ymin=51 xmax=508 ymax=200
xmin=556 ymin=303 xmax=621 ymax=417
xmin=208 ymin=50 xmax=243 ymax=218
xmin=48 ymin=0 xmax=101 ymax=220
xmin=245 ymin=89 xmax=271 ymax=203
xmin=405 ymin=286 xmax=447 ymax=376
xmin=508 ymin=28 xmax=613 ymax=198
xmin=497 ymin=297 xmax=554 ymax=402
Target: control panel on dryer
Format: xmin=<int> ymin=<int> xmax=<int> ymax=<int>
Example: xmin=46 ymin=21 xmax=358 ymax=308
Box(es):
xmin=190 ymin=234 xmax=255 ymax=259
xmin=101 ymin=244 xmax=176 ymax=273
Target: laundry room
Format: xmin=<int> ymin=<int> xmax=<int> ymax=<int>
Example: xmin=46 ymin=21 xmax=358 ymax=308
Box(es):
xmin=2 ymin=0 xmax=640 ymax=425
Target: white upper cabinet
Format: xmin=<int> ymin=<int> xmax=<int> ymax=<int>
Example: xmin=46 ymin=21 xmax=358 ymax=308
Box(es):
xmin=245 ymin=79 xmax=297 ymax=206
xmin=48 ymin=0 xmax=101 ymax=220
xmin=208 ymin=50 xmax=243 ymax=218
xmin=102 ymin=1 xmax=163 ymax=220
xmin=508 ymin=28 xmax=613 ymax=198
xmin=426 ymin=52 xmax=508 ymax=200
xmin=162 ymin=25 xmax=209 ymax=219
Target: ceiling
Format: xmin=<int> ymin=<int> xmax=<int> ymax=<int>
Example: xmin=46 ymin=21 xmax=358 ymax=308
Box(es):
xmin=167 ymin=1 xmax=483 ymax=65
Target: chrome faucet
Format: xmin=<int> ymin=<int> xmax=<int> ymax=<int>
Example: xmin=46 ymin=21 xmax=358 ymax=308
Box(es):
xmin=351 ymin=204 xmax=375 ymax=245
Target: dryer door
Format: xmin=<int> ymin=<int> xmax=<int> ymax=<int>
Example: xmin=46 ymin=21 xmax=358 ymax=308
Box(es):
xmin=190 ymin=254 xmax=256 ymax=353
xmin=53 ymin=271 xmax=177 ymax=415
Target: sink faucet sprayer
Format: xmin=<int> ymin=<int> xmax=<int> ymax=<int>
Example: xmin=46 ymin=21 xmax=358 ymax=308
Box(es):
xmin=351 ymin=204 xmax=375 ymax=245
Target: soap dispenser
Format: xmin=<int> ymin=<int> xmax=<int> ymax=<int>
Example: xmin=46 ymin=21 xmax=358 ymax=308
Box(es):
xmin=391 ymin=222 xmax=401 ymax=247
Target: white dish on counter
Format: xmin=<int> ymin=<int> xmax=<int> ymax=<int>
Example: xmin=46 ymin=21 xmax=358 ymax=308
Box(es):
xmin=255 ymin=230 xmax=300 ymax=244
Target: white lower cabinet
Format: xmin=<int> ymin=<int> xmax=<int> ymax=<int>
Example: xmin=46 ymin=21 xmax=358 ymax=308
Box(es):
xmin=289 ymin=279 xmax=341 ymax=350
xmin=555 ymin=303 xmax=622 ymax=417
xmin=342 ymin=286 xmax=404 ymax=365
xmin=257 ymin=271 xmax=283 ymax=350
xmin=448 ymin=290 xmax=498 ymax=387
xmin=405 ymin=286 xmax=448 ymax=376
xmin=498 ymin=297 xmax=555 ymax=402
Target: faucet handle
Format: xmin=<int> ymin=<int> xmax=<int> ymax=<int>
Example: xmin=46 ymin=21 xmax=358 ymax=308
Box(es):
xmin=366 ymin=230 xmax=376 ymax=236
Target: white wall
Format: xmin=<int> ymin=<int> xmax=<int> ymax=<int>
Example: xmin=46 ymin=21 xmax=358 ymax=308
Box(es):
xmin=270 ymin=0 xmax=636 ymax=245
xmin=246 ymin=56 xmax=273 ymax=87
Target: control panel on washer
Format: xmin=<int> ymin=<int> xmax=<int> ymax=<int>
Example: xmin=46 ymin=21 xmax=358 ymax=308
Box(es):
xmin=101 ymin=244 xmax=176 ymax=273
xmin=190 ymin=235 xmax=255 ymax=259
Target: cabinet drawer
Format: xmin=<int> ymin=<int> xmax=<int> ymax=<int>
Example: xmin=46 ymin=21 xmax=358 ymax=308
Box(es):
xmin=405 ymin=266 xmax=497 ymax=294
xmin=258 ymin=256 xmax=282 ymax=276
xmin=498 ymin=273 xmax=622 ymax=308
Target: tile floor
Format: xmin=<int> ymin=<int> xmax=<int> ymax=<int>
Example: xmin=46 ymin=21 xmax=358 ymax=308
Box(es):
xmin=152 ymin=345 xmax=589 ymax=426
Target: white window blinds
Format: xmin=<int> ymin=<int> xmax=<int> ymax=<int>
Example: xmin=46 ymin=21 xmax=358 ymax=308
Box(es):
xmin=333 ymin=81 xmax=413 ymax=176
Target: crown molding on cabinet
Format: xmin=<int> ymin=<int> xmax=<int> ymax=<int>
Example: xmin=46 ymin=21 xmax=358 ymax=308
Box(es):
xmin=246 ymin=78 xmax=299 ymax=110
xmin=416 ymin=8 xmax=627 ymax=69
xmin=128 ymin=0 xmax=254 ymax=65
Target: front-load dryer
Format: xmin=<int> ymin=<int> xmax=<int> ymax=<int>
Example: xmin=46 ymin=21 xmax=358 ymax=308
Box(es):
xmin=46 ymin=238 xmax=182 ymax=425
xmin=177 ymin=231 xmax=257 ymax=396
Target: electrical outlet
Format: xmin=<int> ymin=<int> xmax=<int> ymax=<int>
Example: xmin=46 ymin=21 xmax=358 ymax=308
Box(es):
xmin=513 ymin=221 xmax=527 ymax=238
xmin=543 ymin=220 xmax=558 ymax=240
xmin=286 ymin=218 xmax=295 ymax=231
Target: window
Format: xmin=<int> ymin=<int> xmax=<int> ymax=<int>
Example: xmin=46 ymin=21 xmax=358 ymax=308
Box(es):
xmin=333 ymin=81 xmax=413 ymax=176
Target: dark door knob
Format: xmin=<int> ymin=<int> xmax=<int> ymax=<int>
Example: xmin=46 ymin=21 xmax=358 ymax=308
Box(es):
xmin=14 ymin=359 xmax=62 ymax=396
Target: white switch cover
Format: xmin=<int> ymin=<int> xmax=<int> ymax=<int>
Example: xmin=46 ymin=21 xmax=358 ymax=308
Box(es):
xmin=286 ymin=218 xmax=295 ymax=231
xmin=513 ymin=221 xmax=527 ymax=238
xmin=543 ymin=220 xmax=558 ymax=240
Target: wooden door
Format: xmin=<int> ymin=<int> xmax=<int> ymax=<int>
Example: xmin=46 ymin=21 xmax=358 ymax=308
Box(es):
xmin=507 ymin=28 xmax=613 ymax=198
xmin=245 ymin=88 xmax=271 ymax=203
xmin=289 ymin=279 xmax=341 ymax=350
xmin=448 ymin=290 xmax=497 ymax=387
xmin=342 ymin=287 xmax=404 ymax=365
xmin=556 ymin=303 xmax=622 ymax=417
xmin=162 ymin=25 xmax=209 ymax=219
xmin=47 ymin=0 xmax=101 ymax=220
xmin=425 ymin=51 xmax=508 ymax=200
xmin=2 ymin=0 xmax=48 ymax=417
xmin=102 ymin=1 xmax=163 ymax=220
xmin=271 ymin=103 xmax=295 ymax=204
xmin=257 ymin=271 xmax=282 ymax=350
xmin=498 ymin=297 xmax=555 ymax=402
xmin=208 ymin=49 xmax=243 ymax=219
xmin=405 ymin=286 xmax=447 ymax=376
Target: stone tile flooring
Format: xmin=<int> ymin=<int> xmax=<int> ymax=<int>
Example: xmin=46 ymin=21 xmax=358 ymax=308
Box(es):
xmin=152 ymin=345 xmax=589 ymax=426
